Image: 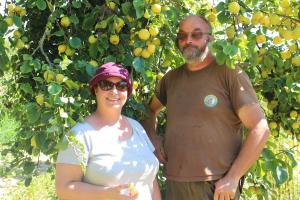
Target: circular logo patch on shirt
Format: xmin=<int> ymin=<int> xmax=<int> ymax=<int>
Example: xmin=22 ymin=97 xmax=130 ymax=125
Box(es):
xmin=204 ymin=95 xmax=218 ymax=108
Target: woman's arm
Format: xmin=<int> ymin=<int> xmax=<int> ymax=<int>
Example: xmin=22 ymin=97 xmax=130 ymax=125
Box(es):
xmin=56 ymin=163 xmax=135 ymax=200
xmin=152 ymin=178 xmax=161 ymax=200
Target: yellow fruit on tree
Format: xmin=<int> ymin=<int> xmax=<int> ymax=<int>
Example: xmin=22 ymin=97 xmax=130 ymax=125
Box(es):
xmin=281 ymin=50 xmax=291 ymax=60
xmin=152 ymin=37 xmax=161 ymax=46
xmin=273 ymin=36 xmax=283 ymax=45
xmin=271 ymin=130 xmax=279 ymax=137
xmin=19 ymin=8 xmax=26 ymax=17
xmin=56 ymin=74 xmax=65 ymax=84
xmin=259 ymin=48 xmax=267 ymax=55
xmin=208 ymin=14 xmax=216 ymax=22
xmin=251 ymin=12 xmax=263 ymax=25
xmin=65 ymin=46 xmax=74 ymax=56
xmin=290 ymin=111 xmax=298 ymax=119
xmin=281 ymin=30 xmax=293 ymax=40
xmin=35 ymin=94 xmax=44 ymax=105
xmin=269 ymin=14 xmax=281 ymax=26
xmin=7 ymin=4 xmax=15 ymax=13
xmin=151 ymin=4 xmax=161 ymax=14
xmin=226 ymin=26 xmax=235 ymax=39
xmin=127 ymin=16 xmax=133 ymax=22
xmin=280 ymin=0 xmax=290 ymax=8
xmin=238 ymin=15 xmax=250 ymax=25
xmin=4 ymin=17 xmax=13 ymax=26
xmin=149 ymin=27 xmax=159 ymax=36
xmin=13 ymin=31 xmax=21 ymax=38
xmin=133 ymin=47 xmax=143 ymax=56
xmin=133 ymin=81 xmax=139 ymax=90
xmin=288 ymin=44 xmax=298 ymax=53
xmin=88 ymin=35 xmax=97 ymax=44
xmin=228 ymin=2 xmax=240 ymax=15
xmin=60 ymin=16 xmax=71 ymax=28
xmin=110 ymin=35 xmax=120 ymax=45
xmin=292 ymin=122 xmax=299 ymax=130
xmin=144 ymin=10 xmax=150 ymax=19
xmin=107 ymin=1 xmax=116 ymax=10
xmin=141 ymin=49 xmax=151 ymax=58
xmin=31 ymin=136 xmax=37 ymax=148
xmin=138 ymin=29 xmax=150 ymax=41
xmin=269 ymin=122 xmax=277 ymax=129
xmin=89 ymin=60 xmax=98 ymax=67
xmin=114 ymin=18 xmax=125 ymax=33
xmin=292 ymin=27 xmax=300 ymax=39
xmin=260 ymin=15 xmax=270 ymax=27
xmin=256 ymin=34 xmax=266 ymax=44
xmin=16 ymin=39 xmax=25 ymax=49
xmin=147 ymin=44 xmax=156 ymax=54
xmin=44 ymin=71 xmax=55 ymax=82
xmin=58 ymin=44 xmax=67 ymax=53
xmin=292 ymin=56 xmax=300 ymax=66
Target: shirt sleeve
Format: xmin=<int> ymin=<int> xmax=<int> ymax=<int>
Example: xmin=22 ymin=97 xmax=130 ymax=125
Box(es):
xmin=154 ymin=73 xmax=167 ymax=106
xmin=226 ymin=66 xmax=259 ymax=113
xmin=56 ymin=125 xmax=89 ymax=166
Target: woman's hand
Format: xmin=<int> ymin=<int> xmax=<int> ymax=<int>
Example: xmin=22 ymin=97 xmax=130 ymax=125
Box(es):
xmin=105 ymin=184 xmax=138 ymax=200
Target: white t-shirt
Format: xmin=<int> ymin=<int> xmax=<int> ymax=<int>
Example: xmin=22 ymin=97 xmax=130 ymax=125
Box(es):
xmin=56 ymin=117 xmax=159 ymax=200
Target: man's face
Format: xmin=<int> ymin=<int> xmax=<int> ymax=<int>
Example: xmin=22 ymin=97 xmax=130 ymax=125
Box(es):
xmin=177 ymin=16 xmax=211 ymax=63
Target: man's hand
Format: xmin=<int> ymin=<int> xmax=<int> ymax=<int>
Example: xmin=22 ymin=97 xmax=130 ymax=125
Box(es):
xmin=152 ymin=135 xmax=167 ymax=163
xmin=213 ymin=176 xmax=239 ymax=200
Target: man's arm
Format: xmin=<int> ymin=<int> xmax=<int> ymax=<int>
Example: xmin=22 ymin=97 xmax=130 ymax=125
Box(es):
xmin=214 ymin=103 xmax=270 ymax=200
xmin=142 ymin=95 xmax=167 ymax=163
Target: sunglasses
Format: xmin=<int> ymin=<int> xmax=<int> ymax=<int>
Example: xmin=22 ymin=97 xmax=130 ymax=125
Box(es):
xmin=177 ymin=31 xmax=211 ymax=41
xmin=97 ymin=80 xmax=128 ymax=91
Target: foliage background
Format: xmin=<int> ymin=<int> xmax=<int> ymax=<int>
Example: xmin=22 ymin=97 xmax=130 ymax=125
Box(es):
xmin=0 ymin=0 xmax=299 ymax=199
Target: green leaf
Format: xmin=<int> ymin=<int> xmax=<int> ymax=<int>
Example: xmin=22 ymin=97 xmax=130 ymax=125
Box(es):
xmin=132 ymin=57 xmax=145 ymax=73
xmin=0 ymin=21 xmax=8 ymax=35
xmin=274 ymin=165 xmax=289 ymax=186
xmin=216 ymin=2 xmax=225 ymax=12
xmin=12 ymin=16 xmax=22 ymax=27
xmin=122 ymin=2 xmax=133 ymax=15
xmin=24 ymin=177 xmax=32 ymax=187
xmin=31 ymin=59 xmax=41 ymax=71
xmin=52 ymin=29 xmax=65 ymax=37
xmin=36 ymin=0 xmax=47 ymax=10
xmin=23 ymin=54 xmax=33 ymax=61
xmin=72 ymin=1 xmax=82 ymax=8
xmin=69 ymin=37 xmax=81 ymax=49
xmin=33 ymin=77 xmax=44 ymax=82
xmin=20 ymin=83 xmax=33 ymax=94
xmin=215 ymin=51 xmax=226 ymax=65
xmin=217 ymin=11 xmax=231 ymax=24
xmin=82 ymin=15 xmax=95 ymax=31
xmin=20 ymin=62 xmax=33 ymax=74
xmin=133 ymin=0 xmax=146 ymax=19
xmin=70 ymin=14 xmax=79 ymax=25
xmin=48 ymin=83 xmax=62 ymax=95
xmin=26 ymin=103 xmax=41 ymax=124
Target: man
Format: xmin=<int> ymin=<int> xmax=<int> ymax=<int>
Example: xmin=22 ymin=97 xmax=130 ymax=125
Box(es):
xmin=142 ymin=15 xmax=269 ymax=200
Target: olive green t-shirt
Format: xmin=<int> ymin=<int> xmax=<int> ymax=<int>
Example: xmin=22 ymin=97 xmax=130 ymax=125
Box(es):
xmin=155 ymin=60 xmax=259 ymax=181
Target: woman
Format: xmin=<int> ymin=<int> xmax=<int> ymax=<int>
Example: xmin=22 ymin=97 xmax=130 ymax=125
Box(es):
xmin=56 ymin=62 xmax=161 ymax=200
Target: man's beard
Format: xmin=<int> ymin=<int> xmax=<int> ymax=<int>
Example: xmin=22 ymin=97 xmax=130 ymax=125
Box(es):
xmin=180 ymin=44 xmax=209 ymax=64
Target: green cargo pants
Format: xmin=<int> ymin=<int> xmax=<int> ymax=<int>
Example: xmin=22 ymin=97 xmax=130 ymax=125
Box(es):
xmin=165 ymin=179 xmax=243 ymax=200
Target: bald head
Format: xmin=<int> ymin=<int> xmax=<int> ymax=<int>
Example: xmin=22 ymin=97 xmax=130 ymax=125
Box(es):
xmin=179 ymin=15 xmax=212 ymax=34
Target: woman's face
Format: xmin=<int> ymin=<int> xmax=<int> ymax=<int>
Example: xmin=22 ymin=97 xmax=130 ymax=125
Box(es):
xmin=94 ymin=76 xmax=128 ymax=110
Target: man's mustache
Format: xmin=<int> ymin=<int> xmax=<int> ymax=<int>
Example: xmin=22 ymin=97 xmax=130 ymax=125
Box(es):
xmin=182 ymin=45 xmax=199 ymax=51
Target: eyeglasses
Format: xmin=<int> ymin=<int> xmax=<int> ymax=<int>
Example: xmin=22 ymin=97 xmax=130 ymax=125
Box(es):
xmin=97 ymin=80 xmax=128 ymax=91
xmin=177 ymin=31 xmax=211 ymax=41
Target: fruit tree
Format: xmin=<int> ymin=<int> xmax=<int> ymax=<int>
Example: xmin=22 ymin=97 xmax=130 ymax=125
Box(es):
xmin=0 ymin=0 xmax=299 ymax=199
